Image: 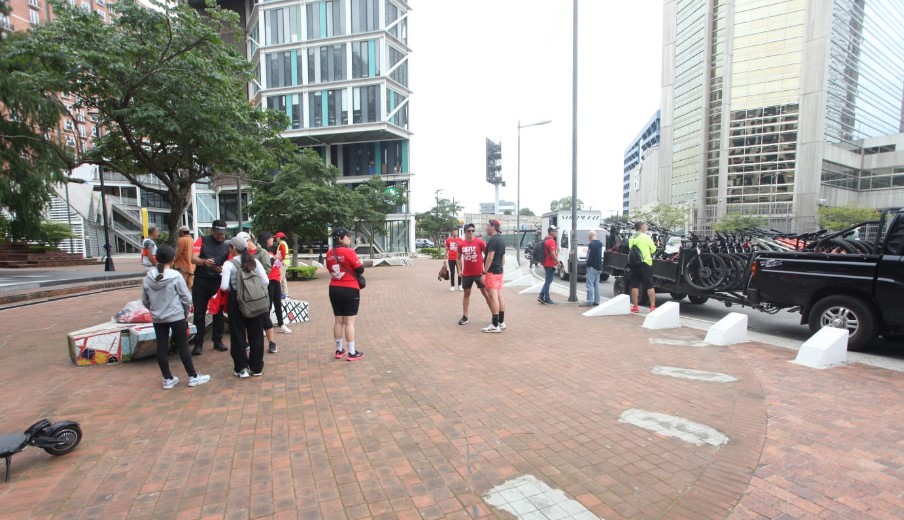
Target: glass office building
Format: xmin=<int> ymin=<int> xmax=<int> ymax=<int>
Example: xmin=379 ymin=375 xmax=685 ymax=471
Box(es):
xmin=659 ymin=0 xmax=904 ymax=233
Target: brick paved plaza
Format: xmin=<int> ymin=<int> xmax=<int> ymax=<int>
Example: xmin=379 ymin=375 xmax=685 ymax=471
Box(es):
xmin=0 ymin=259 xmax=901 ymax=519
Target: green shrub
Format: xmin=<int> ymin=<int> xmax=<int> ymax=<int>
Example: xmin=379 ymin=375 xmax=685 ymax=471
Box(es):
xmin=286 ymin=265 xmax=318 ymax=281
xmin=35 ymin=221 xmax=74 ymax=246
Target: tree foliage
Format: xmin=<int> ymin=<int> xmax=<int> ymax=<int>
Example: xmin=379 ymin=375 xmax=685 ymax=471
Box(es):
xmin=19 ymin=0 xmax=287 ymax=237
xmin=416 ymin=197 xmax=462 ymax=245
xmin=630 ymin=203 xmax=686 ymax=233
xmin=713 ymin=213 xmax=768 ymax=232
xmin=0 ymin=0 xmax=69 ymax=240
xmin=817 ymin=205 xmax=879 ymax=232
xmin=549 ymin=196 xmax=584 ymax=212
xmin=519 ymin=207 xmax=535 ymax=216
xmin=246 ymin=148 xmax=351 ymax=263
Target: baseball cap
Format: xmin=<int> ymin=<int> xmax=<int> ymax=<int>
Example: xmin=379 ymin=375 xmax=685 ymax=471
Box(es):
xmin=178 ymin=225 xmax=190 ymax=234
xmin=331 ymin=227 xmax=350 ymax=240
xmin=274 ymin=231 xmax=286 ymax=239
xmin=235 ymin=231 xmax=252 ymax=242
xmin=488 ymin=218 xmax=501 ymax=231
xmin=548 ymin=225 xmax=558 ymax=232
xmin=228 ymin=236 xmax=248 ymax=252
xmin=211 ymin=220 xmax=227 ymax=233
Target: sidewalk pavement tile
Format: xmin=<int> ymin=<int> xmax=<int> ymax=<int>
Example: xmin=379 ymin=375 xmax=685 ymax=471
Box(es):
xmin=0 ymin=259 xmax=901 ymax=519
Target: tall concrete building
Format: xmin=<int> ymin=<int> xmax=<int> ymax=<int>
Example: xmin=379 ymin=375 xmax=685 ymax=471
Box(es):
xmin=659 ymin=0 xmax=904 ymax=233
xmin=623 ymin=111 xmax=661 ymax=215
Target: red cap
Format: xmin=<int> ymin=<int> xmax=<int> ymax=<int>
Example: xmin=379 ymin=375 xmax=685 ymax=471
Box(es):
xmin=488 ymin=219 xmax=502 ymax=231
xmin=274 ymin=232 xmax=286 ymax=238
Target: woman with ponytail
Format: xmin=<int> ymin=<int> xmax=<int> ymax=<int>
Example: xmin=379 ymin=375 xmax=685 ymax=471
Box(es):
xmin=220 ymin=236 xmax=269 ymax=378
xmin=141 ymin=245 xmax=211 ymax=390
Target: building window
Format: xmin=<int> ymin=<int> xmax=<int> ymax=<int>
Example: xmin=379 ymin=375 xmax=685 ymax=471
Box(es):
xmin=0 ymin=14 xmax=10 ymax=30
xmin=27 ymin=0 xmax=40 ymax=8
xmin=64 ymin=120 xmax=74 ymax=131
xmin=352 ymin=85 xmax=379 ymax=124
xmin=29 ymin=10 xmax=40 ymax=25
xmin=388 ymin=45 xmax=407 ymax=86
xmin=265 ymin=50 xmax=302 ymax=88
xmin=95 ymin=9 xmax=105 ymax=21
xmin=263 ymin=5 xmax=300 ymax=46
xmin=306 ymin=1 xmax=345 ymax=40
xmin=78 ymin=125 xmax=86 ymax=137
xmin=351 ymin=0 xmax=379 ymax=34
xmin=65 ymin=136 xmax=75 ymax=147
xmin=266 ymin=94 xmax=302 ymax=130
xmin=80 ymin=1 xmax=90 ymax=11
xmin=351 ymin=40 xmax=379 ymax=79
xmin=307 ymin=43 xmax=346 ymax=84
xmin=309 ymin=89 xmax=347 ymax=128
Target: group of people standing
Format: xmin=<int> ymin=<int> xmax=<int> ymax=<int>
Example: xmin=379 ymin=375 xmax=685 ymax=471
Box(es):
xmin=139 ymin=220 xmax=294 ymax=388
xmin=445 ymin=219 xmax=507 ymax=332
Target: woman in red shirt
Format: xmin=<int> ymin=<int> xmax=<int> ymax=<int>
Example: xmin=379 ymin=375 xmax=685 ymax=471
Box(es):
xmin=326 ymin=227 xmax=365 ymax=361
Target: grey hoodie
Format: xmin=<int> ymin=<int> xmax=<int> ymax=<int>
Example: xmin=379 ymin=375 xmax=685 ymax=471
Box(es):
xmin=141 ymin=268 xmax=192 ymax=323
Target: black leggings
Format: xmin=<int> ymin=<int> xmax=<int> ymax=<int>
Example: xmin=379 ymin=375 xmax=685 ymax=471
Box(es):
xmin=268 ymin=279 xmax=283 ymax=327
xmin=154 ymin=320 xmax=196 ymax=380
xmin=191 ymin=276 xmax=225 ymax=347
xmin=448 ymin=260 xmax=461 ymax=287
xmin=227 ymin=294 xmax=265 ymax=374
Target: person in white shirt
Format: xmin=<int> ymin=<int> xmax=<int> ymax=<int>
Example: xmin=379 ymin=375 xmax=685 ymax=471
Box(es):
xmin=220 ymin=236 xmax=269 ymax=378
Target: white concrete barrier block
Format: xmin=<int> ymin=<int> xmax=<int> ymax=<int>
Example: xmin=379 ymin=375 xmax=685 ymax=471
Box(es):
xmin=519 ymin=283 xmax=544 ymax=295
xmin=704 ymin=312 xmax=748 ymax=345
xmin=309 ymin=261 xmax=323 ymax=268
xmin=584 ymin=294 xmax=631 ymax=316
xmin=504 ymin=275 xmax=535 ymax=287
xmin=794 ymin=327 xmax=848 ymax=368
xmin=642 ymin=301 xmax=680 ymax=329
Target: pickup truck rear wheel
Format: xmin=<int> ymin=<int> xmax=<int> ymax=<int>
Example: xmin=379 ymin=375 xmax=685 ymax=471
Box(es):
xmin=557 ymin=263 xmax=569 ymax=281
xmin=688 ymin=295 xmax=709 ymax=304
xmin=808 ymin=295 xmax=877 ymax=351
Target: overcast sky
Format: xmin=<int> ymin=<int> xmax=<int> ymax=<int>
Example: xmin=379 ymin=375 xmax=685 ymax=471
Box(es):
xmin=407 ymin=0 xmax=664 ymax=218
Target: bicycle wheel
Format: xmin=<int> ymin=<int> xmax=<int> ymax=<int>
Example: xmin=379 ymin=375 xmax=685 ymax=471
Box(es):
xmin=683 ymin=253 xmax=727 ymax=292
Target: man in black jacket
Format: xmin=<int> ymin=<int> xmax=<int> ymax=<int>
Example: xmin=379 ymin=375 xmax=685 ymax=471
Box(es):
xmin=581 ymin=229 xmax=604 ymax=307
xmin=190 ymin=220 xmax=231 ymax=355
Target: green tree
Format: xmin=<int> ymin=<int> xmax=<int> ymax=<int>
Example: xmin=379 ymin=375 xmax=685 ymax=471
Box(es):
xmin=631 ymin=203 xmax=686 ymax=233
xmin=519 ymin=207 xmax=535 ymax=216
xmin=21 ymin=0 xmax=286 ymax=237
xmin=350 ymin=176 xmax=407 ymax=255
xmin=817 ymin=205 xmax=879 ymax=231
xmin=713 ymin=213 xmax=768 ymax=232
xmin=0 ymin=0 xmax=68 ymax=240
xmin=246 ymin=148 xmax=351 ymax=265
xmin=549 ymin=196 xmax=584 ymax=212
xmin=416 ymin=197 xmax=462 ymax=245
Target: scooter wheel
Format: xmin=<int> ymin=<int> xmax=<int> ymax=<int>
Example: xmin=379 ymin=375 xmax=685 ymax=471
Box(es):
xmin=44 ymin=425 xmax=82 ymax=455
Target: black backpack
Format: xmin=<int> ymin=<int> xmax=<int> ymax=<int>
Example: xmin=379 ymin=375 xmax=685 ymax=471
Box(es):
xmin=628 ymin=242 xmax=644 ymax=266
xmin=532 ymin=239 xmax=547 ymax=264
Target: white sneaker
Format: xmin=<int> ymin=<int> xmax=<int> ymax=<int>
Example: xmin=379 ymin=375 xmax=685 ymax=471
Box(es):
xmin=162 ymin=376 xmax=179 ymax=390
xmin=481 ymin=324 xmax=501 ymax=333
xmin=450 ymin=286 xmax=456 ymax=291
xmin=458 ymin=286 xmax=464 ymax=291
xmin=233 ymin=368 xmax=251 ymax=378
xmin=188 ymin=374 xmax=211 ymax=387
xmin=278 ymin=324 xmax=292 ymax=334
xmin=499 ymin=322 xmax=506 ymax=330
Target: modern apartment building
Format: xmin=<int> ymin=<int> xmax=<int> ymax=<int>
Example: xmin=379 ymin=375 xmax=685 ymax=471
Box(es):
xmin=207 ymin=0 xmax=414 ymax=253
xmin=622 ymin=110 xmax=661 ymax=215
xmin=659 ymin=0 xmax=904 ymax=233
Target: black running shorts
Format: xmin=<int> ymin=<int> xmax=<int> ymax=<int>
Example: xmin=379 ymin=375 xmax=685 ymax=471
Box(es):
xmin=461 ymin=275 xmax=485 ymax=290
xmin=329 ymin=286 xmax=360 ymax=316
xmin=628 ymin=263 xmax=654 ymax=289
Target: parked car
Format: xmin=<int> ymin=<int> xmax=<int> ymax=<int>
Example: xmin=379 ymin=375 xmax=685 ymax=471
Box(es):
xmin=415 ymin=238 xmax=435 ymax=248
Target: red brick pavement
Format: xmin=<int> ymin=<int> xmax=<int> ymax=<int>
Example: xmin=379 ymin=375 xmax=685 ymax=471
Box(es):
xmin=0 ymin=259 xmax=901 ymax=519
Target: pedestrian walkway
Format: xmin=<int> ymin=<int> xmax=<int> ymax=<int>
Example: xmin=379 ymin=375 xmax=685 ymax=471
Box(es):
xmin=0 ymin=259 xmax=901 ymax=519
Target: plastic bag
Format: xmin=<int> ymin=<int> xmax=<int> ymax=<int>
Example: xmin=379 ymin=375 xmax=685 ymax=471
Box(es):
xmin=207 ymin=288 xmax=227 ymax=315
xmin=114 ymin=300 xmax=152 ymax=323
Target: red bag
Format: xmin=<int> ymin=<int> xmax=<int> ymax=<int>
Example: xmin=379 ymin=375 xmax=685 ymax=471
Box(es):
xmin=207 ymin=289 xmax=227 ymax=314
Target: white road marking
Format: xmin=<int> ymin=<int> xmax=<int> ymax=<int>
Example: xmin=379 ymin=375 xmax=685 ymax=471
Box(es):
xmin=618 ymin=408 xmax=728 ymax=447
xmin=652 ymin=366 xmax=738 ymax=383
xmin=484 ymin=474 xmax=603 ymax=520
xmin=649 ymin=338 xmax=710 ymax=347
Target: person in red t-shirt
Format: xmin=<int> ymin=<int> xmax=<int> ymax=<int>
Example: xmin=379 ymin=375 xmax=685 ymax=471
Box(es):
xmin=326 ymin=227 xmax=365 ymax=361
xmin=445 ymin=229 xmax=463 ymax=291
xmin=454 ymin=223 xmax=490 ymax=326
xmin=539 ymin=226 xmax=559 ymax=304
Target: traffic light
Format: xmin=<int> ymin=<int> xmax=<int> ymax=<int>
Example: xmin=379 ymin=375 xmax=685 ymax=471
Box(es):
xmin=486 ymin=138 xmax=502 ymax=184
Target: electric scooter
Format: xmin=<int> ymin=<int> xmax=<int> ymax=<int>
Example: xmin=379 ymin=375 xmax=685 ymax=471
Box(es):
xmin=0 ymin=419 xmax=82 ymax=481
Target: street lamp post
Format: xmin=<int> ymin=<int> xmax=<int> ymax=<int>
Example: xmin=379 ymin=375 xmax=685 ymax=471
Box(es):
xmin=98 ymin=168 xmax=115 ymax=271
xmin=517 ymin=119 xmax=552 ymax=265
xmin=569 ymin=0 xmax=579 ymax=302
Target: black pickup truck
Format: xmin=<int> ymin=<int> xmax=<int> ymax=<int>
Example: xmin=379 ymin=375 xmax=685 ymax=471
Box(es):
xmin=746 ymin=209 xmax=904 ymax=350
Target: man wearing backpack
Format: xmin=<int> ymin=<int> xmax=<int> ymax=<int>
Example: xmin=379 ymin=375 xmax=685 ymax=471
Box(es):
xmin=628 ymin=221 xmax=657 ymax=313
xmin=221 ymin=236 xmax=270 ymax=378
xmin=538 ymin=226 xmax=559 ymax=305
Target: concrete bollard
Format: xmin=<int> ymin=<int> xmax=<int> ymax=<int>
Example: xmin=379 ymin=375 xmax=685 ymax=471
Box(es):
xmin=794 ymin=326 xmax=848 ymax=368
xmin=583 ymin=294 xmax=631 ymax=316
xmin=642 ymin=301 xmax=680 ymax=329
xmin=704 ymin=312 xmax=748 ymax=345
